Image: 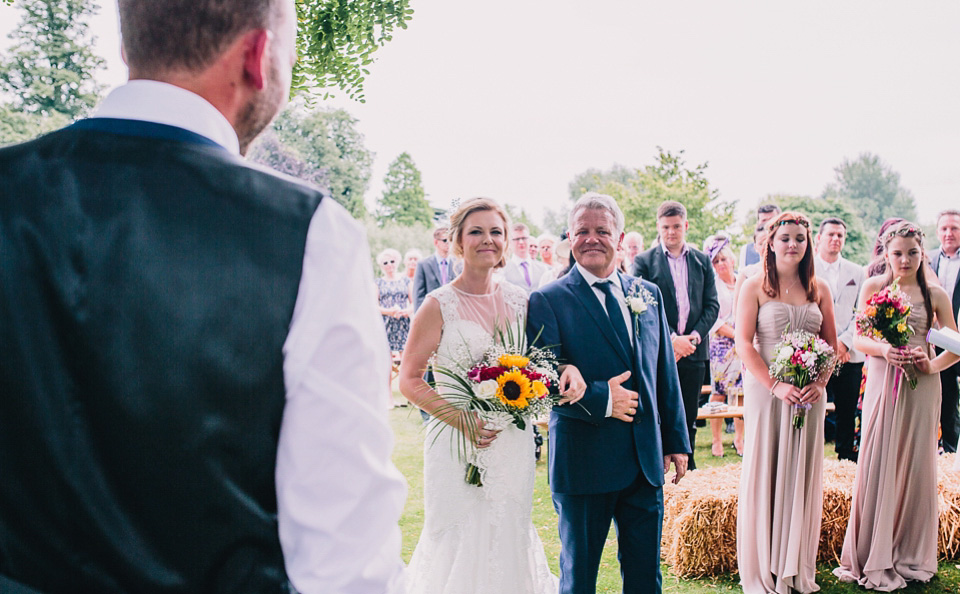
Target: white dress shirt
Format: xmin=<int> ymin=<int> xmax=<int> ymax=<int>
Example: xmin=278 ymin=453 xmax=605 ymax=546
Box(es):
xmin=576 ymin=263 xmax=632 ymax=417
xmin=95 ymin=82 xmax=407 ymax=594
xmin=938 ymin=249 xmax=960 ymax=304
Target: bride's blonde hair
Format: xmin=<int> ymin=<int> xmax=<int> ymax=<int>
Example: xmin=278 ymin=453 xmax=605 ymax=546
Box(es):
xmin=448 ymin=197 xmax=511 ymax=269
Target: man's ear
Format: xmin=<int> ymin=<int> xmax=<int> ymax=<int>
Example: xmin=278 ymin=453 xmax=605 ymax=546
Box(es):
xmin=241 ymin=29 xmax=271 ymax=90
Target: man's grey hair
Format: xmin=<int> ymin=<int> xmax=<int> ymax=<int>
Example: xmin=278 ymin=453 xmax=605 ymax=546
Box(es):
xmin=569 ymin=192 xmax=625 ymax=235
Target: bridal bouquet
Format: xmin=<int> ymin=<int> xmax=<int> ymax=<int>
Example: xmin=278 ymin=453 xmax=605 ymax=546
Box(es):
xmin=431 ymin=319 xmax=562 ymax=486
xmin=855 ymin=277 xmax=917 ymax=390
xmin=770 ymin=329 xmax=837 ymax=429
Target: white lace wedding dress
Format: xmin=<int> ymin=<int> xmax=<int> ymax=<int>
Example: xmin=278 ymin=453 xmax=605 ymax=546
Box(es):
xmin=405 ymin=282 xmax=558 ymax=593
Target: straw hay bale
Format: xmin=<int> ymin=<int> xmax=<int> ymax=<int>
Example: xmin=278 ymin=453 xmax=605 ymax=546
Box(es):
xmin=661 ymin=454 xmax=960 ymax=577
xmin=662 ymin=464 xmax=740 ymax=577
xmin=937 ymin=453 xmax=960 ymax=559
xmin=818 ymin=459 xmax=857 ymax=563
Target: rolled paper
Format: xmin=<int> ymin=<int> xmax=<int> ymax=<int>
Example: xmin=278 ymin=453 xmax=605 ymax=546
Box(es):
xmin=927 ymin=327 xmax=960 ymax=356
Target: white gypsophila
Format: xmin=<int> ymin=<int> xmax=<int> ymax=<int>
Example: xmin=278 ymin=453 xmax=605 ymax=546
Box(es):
xmin=476 ymin=380 xmax=498 ymax=400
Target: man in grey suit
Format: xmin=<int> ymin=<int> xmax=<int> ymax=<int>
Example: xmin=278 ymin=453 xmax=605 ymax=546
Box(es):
xmin=931 ymin=209 xmax=960 ymax=452
xmin=502 ymin=222 xmax=549 ymax=294
xmin=815 ymin=217 xmax=865 ymax=462
xmin=413 ymin=226 xmax=457 ymax=311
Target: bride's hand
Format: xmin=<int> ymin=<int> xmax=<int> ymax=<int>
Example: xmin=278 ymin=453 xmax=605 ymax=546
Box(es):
xmin=459 ymin=412 xmax=501 ymax=449
xmin=557 ymin=365 xmax=586 ymax=405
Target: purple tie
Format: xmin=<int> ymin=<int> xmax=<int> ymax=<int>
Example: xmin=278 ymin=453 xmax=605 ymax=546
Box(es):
xmin=440 ymin=259 xmax=448 ymax=285
xmin=521 ymin=261 xmax=531 ymax=287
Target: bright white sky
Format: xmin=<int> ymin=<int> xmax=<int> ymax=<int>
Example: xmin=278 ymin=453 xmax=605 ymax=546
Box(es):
xmin=1 ymin=0 xmax=957 ymax=227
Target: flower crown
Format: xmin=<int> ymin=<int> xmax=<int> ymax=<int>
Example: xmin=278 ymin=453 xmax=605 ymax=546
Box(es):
xmin=883 ymin=223 xmax=924 ymax=244
xmin=772 ymin=217 xmax=810 ymax=229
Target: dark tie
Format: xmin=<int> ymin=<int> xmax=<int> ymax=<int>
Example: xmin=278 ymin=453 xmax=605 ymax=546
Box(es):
xmin=595 ymin=281 xmax=632 ymax=355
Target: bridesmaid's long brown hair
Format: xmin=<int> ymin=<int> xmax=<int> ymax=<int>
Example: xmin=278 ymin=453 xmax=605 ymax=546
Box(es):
xmin=761 ymin=212 xmax=819 ymax=303
xmin=880 ymin=221 xmax=933 ymax=331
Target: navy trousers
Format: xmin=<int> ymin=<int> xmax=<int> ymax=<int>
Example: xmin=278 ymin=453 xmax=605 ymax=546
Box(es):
xmin=553 ymin=472 xmax=664 ymax=594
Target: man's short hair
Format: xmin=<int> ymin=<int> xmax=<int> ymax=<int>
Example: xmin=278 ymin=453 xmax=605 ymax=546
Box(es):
xmin=938 ymin=209 xmax=960 ymax=223
xmin=656 ymin=200 xmax=686 ymax=220
xmin=818 ymin=217 xmax=846 ymax=233
xmin=431 ymin=226 xmax=449 ymax=241
xmin=568 ymin=192 xmax=625 ymax=235
xmin=757 ymin=204 xmax=781 ymax=217
xmin=119 ymin=0 xmax=282 ymax=76
xmin=512 ymin=223 xmax=529 ymax=235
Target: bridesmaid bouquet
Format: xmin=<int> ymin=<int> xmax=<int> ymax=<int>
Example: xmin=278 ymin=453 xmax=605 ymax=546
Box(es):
xmin=770 ymin=329 xmax=837 ymax=429
xmin=431 ymin=319 xmax=562 ymax=486
xmin=855 ymin=277 xmax=917 ymax=390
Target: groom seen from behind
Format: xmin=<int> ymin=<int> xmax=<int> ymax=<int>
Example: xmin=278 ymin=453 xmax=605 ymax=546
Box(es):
xmin=0 ymin=0 xmax=406 ymax=592
xmin=528 ymin=193 xmax=691 ymax=594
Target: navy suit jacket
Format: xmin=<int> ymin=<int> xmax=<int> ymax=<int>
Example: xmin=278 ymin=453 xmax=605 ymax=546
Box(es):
xmin=632 ymin=245 xmax=719 ymax=363
xmin=527 ymin=267 xmax=690 ymax=495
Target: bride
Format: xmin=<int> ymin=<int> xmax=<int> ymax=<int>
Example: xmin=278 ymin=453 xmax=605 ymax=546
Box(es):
xmin=398 ymin=197 xmax=585 ymax=593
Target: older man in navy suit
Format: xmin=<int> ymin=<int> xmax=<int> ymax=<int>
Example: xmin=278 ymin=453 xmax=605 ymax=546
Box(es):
xmin=528 ymin=193 xmax=690 ymax=594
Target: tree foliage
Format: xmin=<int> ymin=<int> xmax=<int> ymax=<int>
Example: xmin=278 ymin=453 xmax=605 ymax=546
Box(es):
xmin=821 ymin=152 xmax=917 ymax=235
xmin=294 ymin=0 xmax=414 ymax=102
xmin=504 ymin=204 xmax=542 ymax=237
xmin=247 ymin=129 xmax=330 ymax=189
xmin=747 ymin=194 xmax=871 ymax=266
xmin=365 ymin=219 xmax=434 ymax=275
xmin=376 ymin=152 xmax=432 ymax=227
xmin=0 ymin=0 xmax=104 ymax=118
xmin=574 ymin=148 xmax=736 ymax=249
xmin=541 ymin=204 xmax=570 ymax=236
xmin=0 ymin=102 xmax=69 ymax=145
xmin=251 ymin=103 xmax=373 ymax=219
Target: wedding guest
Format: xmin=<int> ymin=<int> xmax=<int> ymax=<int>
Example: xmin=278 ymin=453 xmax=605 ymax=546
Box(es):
xmin=732 ymin=217 xmax=775 ymax=320
xmin=835 ymin=222 xmax=959 ymax=590
xmin=0 ymin=0 xmax=406 ymax=591
xmin=930 ymin=209 xmax=960 ymax=453
xmin=376 ymin=248 xmax=412 ymax=355
xmin=814 ymin=218 xmax=865 ymax=462
xmin=537 ymin=233 xmax=557 ymax=268
xmin=404 ymin=247 xmax=422 ymax=304
xmin=634 ymin=201 xmax=719 ymax=471
xmin=502 ymin=223 xmax=548 ymax=294
xmin=538 ymin=237 xmax=572 ymax=288
xmin=528 ymin=235 xmax=540 ymax=260
xmin=739 ymin=204 xmax=781 ymax=268
xmin=703 ymin=233 xmax=744 ymax=457
xmin=624 ymin=230 xmax=645 ymax=265
xmin=413 ymin=226 xmax=456 ymax=311
xmin=404 ymin=248 xmax=422 ymax=280
xmin=736 ymin=212 xmax=837 ymax=593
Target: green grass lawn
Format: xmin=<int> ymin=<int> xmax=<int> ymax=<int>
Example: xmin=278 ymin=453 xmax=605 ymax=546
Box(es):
xmin=390 ymin=404 xmax=960 ymax=592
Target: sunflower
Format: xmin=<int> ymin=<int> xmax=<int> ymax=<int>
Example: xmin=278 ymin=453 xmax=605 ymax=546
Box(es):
xmin=532 ymin=380 xmax=548 ymax=398
xmin=498 ymin=354 xmax=530 ymax=369
xmin=496 ymin=370 xmax=533 ymax=408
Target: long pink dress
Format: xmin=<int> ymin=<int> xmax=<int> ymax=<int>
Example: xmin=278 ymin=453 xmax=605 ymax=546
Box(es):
xmin=834 ymin=303 xmax=939 ymax=590
xmin=738 ymin=302 xmax=825 ymax=594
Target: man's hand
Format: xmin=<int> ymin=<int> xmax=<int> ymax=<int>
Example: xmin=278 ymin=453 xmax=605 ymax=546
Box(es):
xmin=672 ymin=335 xmax=696 ymax=361
xmin=609 ymin=370 xmax=639 ymax=423
xmin=663 ymin=453 xmax=687 ymax=484
xmin=837 ymin=341 xmax=850 ymax=364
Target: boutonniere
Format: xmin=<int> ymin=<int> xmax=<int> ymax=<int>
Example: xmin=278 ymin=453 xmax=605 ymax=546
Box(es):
xmin=626 ymin=280 xmax=658 ymax=316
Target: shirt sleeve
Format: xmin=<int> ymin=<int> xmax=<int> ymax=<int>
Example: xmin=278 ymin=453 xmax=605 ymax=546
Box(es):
xmin=276 ymin=200 xmax=407 ymax=594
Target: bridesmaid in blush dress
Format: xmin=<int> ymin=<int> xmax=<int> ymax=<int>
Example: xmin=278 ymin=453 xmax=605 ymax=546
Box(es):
xmin=735 ymin=212 xmax=838 ymax=594
xmin=834 ymin=222 xmax=960 ymax=590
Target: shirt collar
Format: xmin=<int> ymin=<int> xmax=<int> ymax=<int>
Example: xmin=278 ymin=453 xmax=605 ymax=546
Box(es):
xmin=93 ymin=80 xmax=240 ymax=155
xmin=577 ymin=263 xmax=620 ymax=288
xmin=663 ymin=244 xmax=689 ymax=260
